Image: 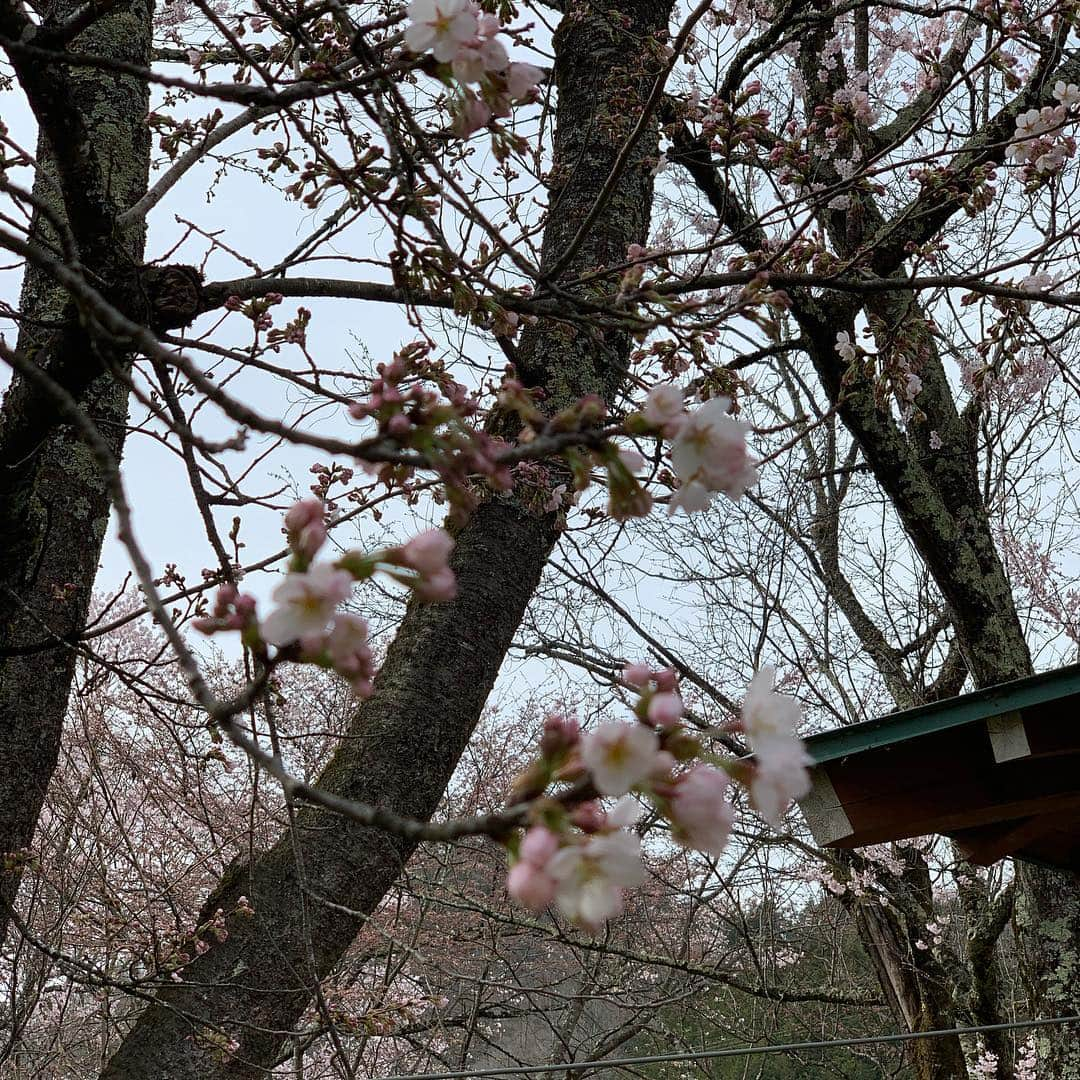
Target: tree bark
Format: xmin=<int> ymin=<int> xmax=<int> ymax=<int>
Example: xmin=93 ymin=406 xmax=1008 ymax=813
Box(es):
xmin=100 ymin=4 xmax=673 ymax=1076
xmin=0 ymin=0 xmax=152 ymax=945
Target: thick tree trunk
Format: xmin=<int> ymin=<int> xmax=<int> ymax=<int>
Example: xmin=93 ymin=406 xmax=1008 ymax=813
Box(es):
xmin=0 ymin=0 xmax=152 ymax=945
xmin=846 ymin=889 xmax=968 ymax=1080
xmin=100 ymin=4 xmax=672 ymax=1076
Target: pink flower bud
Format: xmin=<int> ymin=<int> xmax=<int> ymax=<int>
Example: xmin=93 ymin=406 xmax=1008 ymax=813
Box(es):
xmin=507 ymin=859 xmax=557 ymax=912
xmin=572 ymin=801 xmax=606 ymax=833
xmin=414 ymin=568 xmax=457 ymax=602
xmin=284 ymin=499 xmax=326 ymax=560
xmin=647 ymin=691 xmax=683 ymax=727
xmin=519 ymin=825 xmax=560 ymax=867
xmin=386 ymin=413 xmax=412 ymax=437
xmin=540 ymin=713 xmax=580 ymax=756
xmin=402 ymin=529 xmax=454 ymax=575
xmin=623 ymin=662 xmax=652 ymax=688
xmin=653 ymin=667 xmax=678 ymax=692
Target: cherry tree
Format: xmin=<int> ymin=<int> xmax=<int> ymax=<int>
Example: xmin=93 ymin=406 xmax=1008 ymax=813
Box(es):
xmin=3 ymin=0 xmax=1080 ymax=1075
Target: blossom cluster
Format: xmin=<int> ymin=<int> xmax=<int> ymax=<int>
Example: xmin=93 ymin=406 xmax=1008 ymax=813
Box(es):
xmin=638 ymin=386 xmax=760 ymax=514
xmin=194 ymin=499 xmax=456 ymax=694
xmin=404 ymin=0 xmax=544 ymax=135
xmin=1007 ymin=82 xmax=1080 ymax=183
xmin=506 ymin=665 xmax=811 ymax=931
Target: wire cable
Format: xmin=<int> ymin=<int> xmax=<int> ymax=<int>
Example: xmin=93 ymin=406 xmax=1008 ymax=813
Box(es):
xmin=383 ymin=1013 xmax=1080 ymax=1080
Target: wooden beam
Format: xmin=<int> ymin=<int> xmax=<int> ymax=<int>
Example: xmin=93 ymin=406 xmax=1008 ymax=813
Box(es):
xmin=986 ymin=709 xmax=1029 ymax=762
xmin=953 ymin=803 xmax=1080 ymax=865
xmin=796 ymin=767 xmax=853 ymax=846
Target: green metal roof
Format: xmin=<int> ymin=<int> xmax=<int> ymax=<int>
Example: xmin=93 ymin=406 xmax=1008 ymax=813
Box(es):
xmin=803 ymin=662 xmax=1080 ymax=765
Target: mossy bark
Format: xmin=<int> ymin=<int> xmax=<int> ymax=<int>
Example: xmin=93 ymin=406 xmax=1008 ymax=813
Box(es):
xmin=0 ymin=0 xmax=152 ymax=944
xmin=100 ymin=4 xmax=673 ymax=1076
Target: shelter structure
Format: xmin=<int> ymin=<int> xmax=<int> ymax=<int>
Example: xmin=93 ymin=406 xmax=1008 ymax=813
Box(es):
xmin=796 ymin=664 xmax=1080 ymax=869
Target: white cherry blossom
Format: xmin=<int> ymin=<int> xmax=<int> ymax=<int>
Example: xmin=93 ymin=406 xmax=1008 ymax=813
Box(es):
xmin=741 ymin=667 xmax=812 ymax=827
xmin=750 ymin=737 xmax=812 ymax=828
xmin=1054 ymin=81 xmax=1080 ymax=110
xmin=835 ymin=330 xmax=856 ymax=363
xmin=405 ymin=0 xmax=478 ymax=63
xmin=580 ymin=722 xmax=660 ymax=795
xmin=643 ymin=384 xmax=686 ymax=436
xmin=668 ymin=397 xmax=759 ymax=514
xmin=548 ymin=830 xmax=645 ymax=930
xmin=260 ymin=564 xmax=353 ymax=645
xmin=742 ymin=666 xmax=801 ymax=746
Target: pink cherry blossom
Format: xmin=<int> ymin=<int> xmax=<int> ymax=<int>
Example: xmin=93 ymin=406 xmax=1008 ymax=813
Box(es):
xmin=520 ymin=824 xmax=560 ymax=865
xmin=260 ymin=564 xmax=353 ymax=645
xmin=643 ymin=384 xmax=685 ymax=436
xmin=646 ymin=691 xmax=683 ymax=727
xmin=401 ymin=528 xmax=454 ymax=574
xmin=400 ymin=529 xmax=457 ymax=601
xmin=507 ymin=860 xmax=557 ymax=911
xmin=579 ymin=722 xmax=660 ymax=795
xmin=506 ymin=62 xmax=544 ymax=101
xmin=622 ymin=662 xmax=652 ymax=688
xmin=452 ymin=35 xmax=508 ymax=83
xmin=668 ymin=397 xmax=759 ymax=514
xmin=415 ymin=567 xmax=457 ymax=602
xmin=668 ymin=765 xmax=734 ymax=856
xmin=404 ymin=0 xmax=478 ymax=63
xmin=653 ymin=667 xmax=677 ymax=692
xmin=325 ymin=614 xmax=375 ymax=695
xmin=284 ymin=498 xmax=326 ymax=560
xmin=457 ymin=93 xmax=492 ymax=136
xmin=547 ymin=830 xmax=644 ymax=930
xmin=507 ymin=825 xmax=560 ymax=911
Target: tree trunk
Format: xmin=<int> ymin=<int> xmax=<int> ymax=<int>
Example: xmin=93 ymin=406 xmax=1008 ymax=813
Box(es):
xmin=100 ymin=4 xmax=672 ymax=1076
xmin=0 ymin=0 xmax=152 ymax=945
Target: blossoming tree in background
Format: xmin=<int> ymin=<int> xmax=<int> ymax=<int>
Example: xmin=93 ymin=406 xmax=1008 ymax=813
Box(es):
xmin=3 ymin=0 xmax=1080 ymax=1075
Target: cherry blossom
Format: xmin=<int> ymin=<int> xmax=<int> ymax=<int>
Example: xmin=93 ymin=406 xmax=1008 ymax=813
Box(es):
xmin=401 ymin=528 xmax=453 ymax=575
xmin=507 ymin=826 xmax=560 ymax=912
xmin=668 ymin=397 xmax=759 ymax=514
xmin=506 ymin=62 xmax=544 ymax=101
xmin=580 ymin=722 xmax=660 ymax=795
xmin=667 ymin=765 xmax=734 ymax=856
xmin=404 ymin=0 xmax=478 ymax=63
xmin=835 ymin=330 xmax=856 ymax=363
xmin=741 ymin=667 xmax=811 ymax=827
xmin=646 ymin=690 xmax=683 ymax=727
xmin=741 ymin=666 xmax=801 ymax=745
xmin=547 ymin=830 xmax=645 ymax=931
xmin=1020 ymin=271 xmax=1055 ymax=293
xmin=324 ymin=614 xmax=376 ymax=695
xmin=1055 ymin=81 xmax=1080 ymax=110
xmin=451 ymin=35 xmax=508 ymax=84
xmin=1015 ymin=1034 xmax=1039 ymax=1080
xmin=750 ymin=737 xmax=812 ymax=828
xmin=284 ymin=498 xmax=326 ymax=562
xmin=399 ymin=528 xmax=457 ymax=601
xmin=642 ymin=384 xmax=685 ymax=437
xmin=260 ymin=564 xmax=354 ymax=646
